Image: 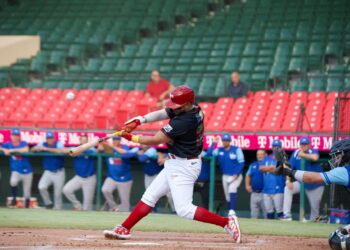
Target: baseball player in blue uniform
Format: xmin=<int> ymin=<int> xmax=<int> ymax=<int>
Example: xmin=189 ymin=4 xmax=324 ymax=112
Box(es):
xmin=0 ymin=128 xmax=32 ymax=208
xmin=281 ymin=137 xmax=324 ymax=221
xmin=274 ymin=138 xmax=350 ymax=249
xmin=131 ymin=144 xmax=175 ymax=212
xmin=245 ymin=149 xmax=266 ymax=219
xmin=62 ymin=135 xmax=96 ymax=211
xmin=32 ymin=131 xmax=66 ymax=209
xmin=260 ymin=140 xmax=285 ymax=219
xmin=208 ymin=133 xmax=245 ymax=216
xmin=104 ymin=86 xmax=241 ymax=243
xmin=101 ymin=136 xmax=134 ymax=212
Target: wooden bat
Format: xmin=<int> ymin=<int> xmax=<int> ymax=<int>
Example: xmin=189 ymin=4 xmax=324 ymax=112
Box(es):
xmin=69 ymin=131 xmax=122 ymax=157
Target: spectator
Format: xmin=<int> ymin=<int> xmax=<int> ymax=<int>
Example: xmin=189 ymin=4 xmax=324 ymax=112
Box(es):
xmin=280 ymin=137 xmax=324 ymax=221
xmin=228 ymin=72 xmax=248 ymax=99
xmin=100 ymin=136 xmax=134 ymax=212
xmin=0 ymin=128 xmax=32 ymax=208
xmin=32 ymin=131 xmax=66 ymax=209
xmin=260 ymin=140 xmax=285 ymax=219
xmin=133 ymin=144 xmax=175 ymax=212
xmin=208 ymin=133 xmax=245 ymax=216
xmin=245 ymin=149 xmax=266 ymax=219
xmin=145 ymin=70 xmax=174 ymax=105
xmin=62 ymin=135 xmax=96 ymax=211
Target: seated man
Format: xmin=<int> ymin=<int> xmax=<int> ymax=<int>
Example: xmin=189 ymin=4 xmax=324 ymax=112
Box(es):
xmin=145 ymin=70 xmax=174 ymax=106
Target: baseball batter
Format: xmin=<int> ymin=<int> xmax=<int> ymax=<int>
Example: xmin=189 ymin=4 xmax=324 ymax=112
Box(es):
xmin=281 ymin=137 xmax=324 ymax=221
xmin=0 ymin=128 xmax=32 ymax=208
xmin=208 ymin=133 xmax=245 ymax=216
xmin=245 ymin=149 xmax=266 ymax=219
xmin=260 ymin=140 xmax=285 ymax=219
xmin=32 ymin=131 xmax=66 ymax=209
xmin=132 ymin=144 xmax=175 ymax=212
xmin=101 ymin=136 xmax=134 ymax=212
xmin=62 ymin=135 xmax=96 ymax=211
xmin=103 ymin=85 xmax=241 ymax=243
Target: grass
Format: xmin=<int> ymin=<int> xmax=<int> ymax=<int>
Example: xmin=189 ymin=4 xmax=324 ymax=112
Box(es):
xmin=0 ymin=208 xmax=338 ymax=238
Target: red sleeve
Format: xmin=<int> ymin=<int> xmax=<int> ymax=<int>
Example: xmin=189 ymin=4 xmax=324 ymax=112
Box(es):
xmin=145 ymin=81 xmax=153 ymax=94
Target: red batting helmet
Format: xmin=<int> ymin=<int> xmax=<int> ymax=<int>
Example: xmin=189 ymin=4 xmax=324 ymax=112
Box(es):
xmin=165 ymin=85 xmax=195 ymax=109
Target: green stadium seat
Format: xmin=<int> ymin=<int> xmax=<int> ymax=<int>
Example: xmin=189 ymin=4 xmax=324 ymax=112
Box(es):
xmin=119 ymin=81 xmax=135 ymax=90
xmin=290 ymin=80 xmax=308 ymax=92
xmin=326 ymin=77 xmax=344 ymax=92
xmin=104 ymin=81 xmax=120 ymax=90
xmin=308 ymin=77 xmax=326 ymax=92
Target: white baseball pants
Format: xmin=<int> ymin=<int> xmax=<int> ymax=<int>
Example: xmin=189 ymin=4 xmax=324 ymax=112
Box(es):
xmin=222 ymin=174 xmax=243 ymax=202
xmin=10 ymin=171 xmax=33 ymax=198
xmin=141 ymin=157 xmax=201 ymax=220
xmin=38 ymin=169 xmax=65 ymax=209
xmin=102 ymin=177 xmax=133 ymax=212
xmin=263 ymin=193 xmax=284 ymax=214
xmin=63 ymin=175 xmax=96 ymax=210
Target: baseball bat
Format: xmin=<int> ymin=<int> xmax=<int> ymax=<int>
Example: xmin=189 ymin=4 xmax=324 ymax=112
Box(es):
xmin=69 ymin=131 xmax=122 ymax=157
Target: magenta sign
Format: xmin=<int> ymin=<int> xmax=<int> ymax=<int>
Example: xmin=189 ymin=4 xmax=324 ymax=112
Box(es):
xmin=0 ymin=129 xmax=347 ymax=152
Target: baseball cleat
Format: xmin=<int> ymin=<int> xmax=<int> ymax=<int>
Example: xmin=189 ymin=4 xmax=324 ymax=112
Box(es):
xmin=103 ymin=225 xmax=131 ymax=240
xmin=224 ymin=215 xmax=241 ymax=243
xmin=279 ymin=215 xmax=292 ymax=221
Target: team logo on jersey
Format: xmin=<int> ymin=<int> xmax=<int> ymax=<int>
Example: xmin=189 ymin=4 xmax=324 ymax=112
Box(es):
xmin=163 ymin=124 xmax=173 ymax=133
xmin=229 ymin=153 xmax=237 ymax=160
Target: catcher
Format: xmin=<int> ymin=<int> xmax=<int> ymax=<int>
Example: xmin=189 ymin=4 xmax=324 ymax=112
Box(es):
xmin=273 ymin=137 xmax=350 ymax=250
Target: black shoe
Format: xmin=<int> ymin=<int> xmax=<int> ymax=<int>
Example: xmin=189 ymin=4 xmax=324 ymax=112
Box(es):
xmin=45 ymin=204 xmax=54 ymax=209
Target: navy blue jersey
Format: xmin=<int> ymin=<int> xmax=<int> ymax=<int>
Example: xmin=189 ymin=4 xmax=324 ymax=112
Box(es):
xmin=161 ymin=106 xmax=204 ymax=158
xmin=72 ymin=147 xmax=96 ymax=177
xmin=290 ymin=148 xmax=323 ymax=190
xmin=246 ymin=161 xmax=264 ymax=192
xmin=2 ymin=141 xmax=32 ymax=174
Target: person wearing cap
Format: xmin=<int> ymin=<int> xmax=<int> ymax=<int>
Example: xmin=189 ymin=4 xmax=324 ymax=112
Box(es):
xmin=207 ymin=133 xmax=245 ymax=216
xmin=100 ymin=136 xmax=134 ymax=212
xmin=280 ymin=137 xmax=324 ymax=221
xmin=259 ymin=139 xmax=285 ymax=219
xmin=62 ymin=135 xmax=96 ymax=211
xmin=0 ymin=128 xmax=33 ymax=208
xmin=103 ymin=85 xmax=242 ymax=243
xmin=32 ymin=131 xmax=66 ymax=209
xmin=245 ymin=149 xmax=266 ymax=219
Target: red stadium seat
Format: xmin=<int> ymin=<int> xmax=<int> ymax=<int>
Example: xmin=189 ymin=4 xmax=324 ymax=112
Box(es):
xmin=254 ymin=90 xmax=271 ymax=100
xmin=111 ymin=90 xmax=128 ymax=100
xmin=0 ymin=111 xmax=9 ymax=126
xmin=127 ymin=90 xmax=144 ymax=98
xmin=45 ymin=89 xmax=63 ymax=101
xmin=0 ymin=87 xmax=15 ymax=96
xmin=55 ymin=113 xmax=75 ymax=129
xmin=20 ymin=112 xmax=42 ymax=128
xmin=3 ymin=112 xmax=26 ymax=127
xmin=36 ymin=113 xmax=59 ymax=128
xmin=260 ymin=119 xmax=283 ymax=132
xmin=290 ymin=91 xmax=308 ymax=103
xmin=271 ymin=91 xmax=289 ymax=101
xmin=76 ymin=89 xmax=94 ymax=98
xmin=31 ymin=88 xmax=46 ymax=97
xmin=243 ymin=119 xmax=264 ymax=132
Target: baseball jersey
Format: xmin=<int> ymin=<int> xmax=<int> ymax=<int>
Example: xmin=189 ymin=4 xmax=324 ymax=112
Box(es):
xmin=321 ymin=165 xmax=350 ymax=189
xmin=261 ymin=155 xmax=285 ymax=194
xmin=197 ymin=151 xmax=210 ymax=181
xmin=246 ymin=160 xmax=264 ymax=192
xmin=36 ymin=141 xmax=64 ymax=171
xmin=161 ymin=106 xmax=204 ymax=158
xmin=72 ymin=147 xmax=96 ymax=177
xmin=208 ymin=144 xmax=245 ymax=175
xmin=106 ymin=145 xmax=133 ymax=182
xmin=2 ymin=141 xmax=32 ymax=174
xmin=136 ymin=147 xmax=161 ymax=176
xmin=290 ymin=148 xmax=323 ymax=190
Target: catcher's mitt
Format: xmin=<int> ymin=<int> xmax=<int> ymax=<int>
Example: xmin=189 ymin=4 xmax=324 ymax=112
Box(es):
xmin=273 ymin=147 xmax=292 ymax=176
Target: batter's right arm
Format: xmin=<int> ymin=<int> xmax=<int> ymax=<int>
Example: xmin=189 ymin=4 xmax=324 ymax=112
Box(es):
xmin=123 ymin=109 xmax=169 ymax=132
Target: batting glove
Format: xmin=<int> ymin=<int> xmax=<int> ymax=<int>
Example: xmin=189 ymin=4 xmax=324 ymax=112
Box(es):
xmin=122 ymin=116 xmax=146 ymax=132
xmin=120 ymin=131 xmax=140 ymax=143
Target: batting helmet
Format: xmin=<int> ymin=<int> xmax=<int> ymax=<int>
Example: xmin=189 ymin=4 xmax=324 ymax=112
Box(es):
xmin=328 ymin=227 xmax=350 ymax=250
xmin=165 ymin=85 xmax=195 ymax=109
xmin=329 ymin=138 xmax=350 ymax=168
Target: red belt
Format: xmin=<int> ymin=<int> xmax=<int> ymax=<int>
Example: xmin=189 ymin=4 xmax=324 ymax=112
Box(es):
xmin=168 ymin=154 xmax=199 ymax=160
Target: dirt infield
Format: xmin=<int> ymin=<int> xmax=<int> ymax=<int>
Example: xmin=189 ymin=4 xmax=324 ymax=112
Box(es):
xmin=0 ymin=227 xmax=328 ymax=250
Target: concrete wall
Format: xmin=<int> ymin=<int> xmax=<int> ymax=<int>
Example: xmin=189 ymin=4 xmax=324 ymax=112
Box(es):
xmin=0 ymin=36 xmax=40 ymax=66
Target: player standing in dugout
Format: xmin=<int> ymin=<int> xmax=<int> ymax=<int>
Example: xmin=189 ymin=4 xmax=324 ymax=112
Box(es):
xmin=103 ymin=85 xmax=242 ymax=243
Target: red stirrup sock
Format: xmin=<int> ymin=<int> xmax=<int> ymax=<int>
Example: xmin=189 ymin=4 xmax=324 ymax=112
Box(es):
xmin=193 ymin=207 xmax=229 ymax=228
xmin=122 ymin=201 xmax=153 ymax=230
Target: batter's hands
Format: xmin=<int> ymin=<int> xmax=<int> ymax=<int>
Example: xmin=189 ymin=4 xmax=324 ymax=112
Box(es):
xmin=119 ymin=131 xmax=140 ymax=143
xmin=122 ymin=116 xmax=145 ymax=132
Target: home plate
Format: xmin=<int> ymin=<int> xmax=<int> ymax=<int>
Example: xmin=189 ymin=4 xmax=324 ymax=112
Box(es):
xmin=123 ymin=242 xmax=163 ymax=246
